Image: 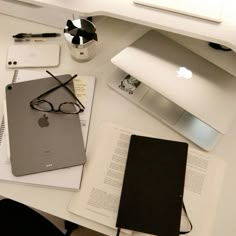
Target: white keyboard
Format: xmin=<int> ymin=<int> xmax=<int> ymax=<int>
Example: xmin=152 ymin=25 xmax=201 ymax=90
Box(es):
xmin=134 ymin=0 xmax=224 ymax=22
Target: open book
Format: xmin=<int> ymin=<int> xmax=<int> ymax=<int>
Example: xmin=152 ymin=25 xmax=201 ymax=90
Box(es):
xmin=0 ymin=70 xmax=95 ymax=190
xmin=68 ymin=123 xmax=226 ymax=235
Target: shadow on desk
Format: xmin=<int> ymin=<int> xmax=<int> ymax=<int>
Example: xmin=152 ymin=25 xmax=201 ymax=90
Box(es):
xmin=0 ymin=197 xmax=105 ymax=236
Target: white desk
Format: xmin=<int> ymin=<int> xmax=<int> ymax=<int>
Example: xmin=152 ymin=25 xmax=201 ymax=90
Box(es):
xmin=18 ymin=0 xmax=236 ymax=51
xmin=0 ymin=13 xmax=236 ymax=236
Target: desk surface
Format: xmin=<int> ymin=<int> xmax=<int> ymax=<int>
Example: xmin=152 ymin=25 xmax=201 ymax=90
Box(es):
xmin=23 ymin=0 xmax=236 ymax=50
xmin=0 ymin=13 xmax=236 ymax=236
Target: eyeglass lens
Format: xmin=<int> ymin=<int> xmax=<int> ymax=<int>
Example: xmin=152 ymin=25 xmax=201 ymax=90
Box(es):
xmin=59 ymin=102 xmax=81 ymax=114
xmin=32 ymin=100 xmax=52 ymax=112
xmin=32 ymin=100 xmax=81 ymax=114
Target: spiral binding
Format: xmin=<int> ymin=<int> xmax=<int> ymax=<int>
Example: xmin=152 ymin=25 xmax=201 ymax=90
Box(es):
xmin=12 ymin=70 xmax=19 ymax=83
xmin=0 ymin=70 xmax=18 ymax=145
xmin=0 ymin=118 xmax=5 ymax=144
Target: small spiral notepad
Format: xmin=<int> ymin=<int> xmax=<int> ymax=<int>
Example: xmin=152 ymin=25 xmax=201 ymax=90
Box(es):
xmin=0 ymin=69 xmax=95 ymax=190
xmin=0 ymin=70 xmax=18 ymax=146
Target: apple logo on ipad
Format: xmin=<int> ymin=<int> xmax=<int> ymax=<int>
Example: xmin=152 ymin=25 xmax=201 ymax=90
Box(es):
xmin=176 ymin=67 xmax=192 ymax=79
xmin=38 ymin=114 xmax=49 ymax=128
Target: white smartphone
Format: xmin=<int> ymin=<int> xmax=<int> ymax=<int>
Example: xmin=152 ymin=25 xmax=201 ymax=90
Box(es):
xmin=6 ymin=44 xmax=60 ymax=68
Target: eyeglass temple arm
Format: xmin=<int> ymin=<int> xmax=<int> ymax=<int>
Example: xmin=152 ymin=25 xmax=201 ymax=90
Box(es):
xmin=46 ymin=70 xmax=85 ymax=109
xmin=35 ymin=75 xmax=75 ymax=100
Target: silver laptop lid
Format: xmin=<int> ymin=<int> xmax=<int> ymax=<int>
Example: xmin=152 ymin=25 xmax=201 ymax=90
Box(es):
xmin=111 ymin=30 xmax=236 ymax=134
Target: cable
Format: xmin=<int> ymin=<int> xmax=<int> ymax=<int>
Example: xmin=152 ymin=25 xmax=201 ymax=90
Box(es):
xmin=64 ymin=220 xmax=79 ymax=236
xmin=115 ymin=202 xmax=192 ymax=236
xmin=116 ymin=228 xmax=120 ymax=236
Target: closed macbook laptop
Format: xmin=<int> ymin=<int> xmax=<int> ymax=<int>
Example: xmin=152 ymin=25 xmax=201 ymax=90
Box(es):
xmin=110 ymin=30 xmax=236 ymax=150
xmin=5 ymin=74 xmax=86 ymax=176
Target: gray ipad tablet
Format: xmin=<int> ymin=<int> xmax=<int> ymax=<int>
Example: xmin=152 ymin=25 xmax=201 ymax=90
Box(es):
xmin=5 ymin=74 xmax=86 ymax=176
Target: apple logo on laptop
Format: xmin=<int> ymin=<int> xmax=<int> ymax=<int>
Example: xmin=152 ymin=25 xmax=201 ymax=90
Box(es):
xmin=38 ymin=114 xmax=49 ymax=128
xmin=176 ymin=67 xmax=192 ymax=79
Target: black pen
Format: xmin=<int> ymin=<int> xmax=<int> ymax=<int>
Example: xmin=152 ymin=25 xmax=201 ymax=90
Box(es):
xmin=13 ymin=33 xmax=61 ymax=39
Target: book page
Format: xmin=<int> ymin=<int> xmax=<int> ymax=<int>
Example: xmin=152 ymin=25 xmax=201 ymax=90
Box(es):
xmin=68 ymin=123 xmax=226 ymax=235
xmin=69 ymin=124 xmax=133 ymax=235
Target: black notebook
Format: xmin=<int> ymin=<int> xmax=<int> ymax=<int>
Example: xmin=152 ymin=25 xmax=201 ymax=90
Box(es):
xmin=116 ymin=135 xmax=188 ymax=236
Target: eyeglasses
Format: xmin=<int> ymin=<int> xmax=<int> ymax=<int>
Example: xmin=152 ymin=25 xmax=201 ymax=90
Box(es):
xmin=30 ymin=70 xmax=85 ymax=114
